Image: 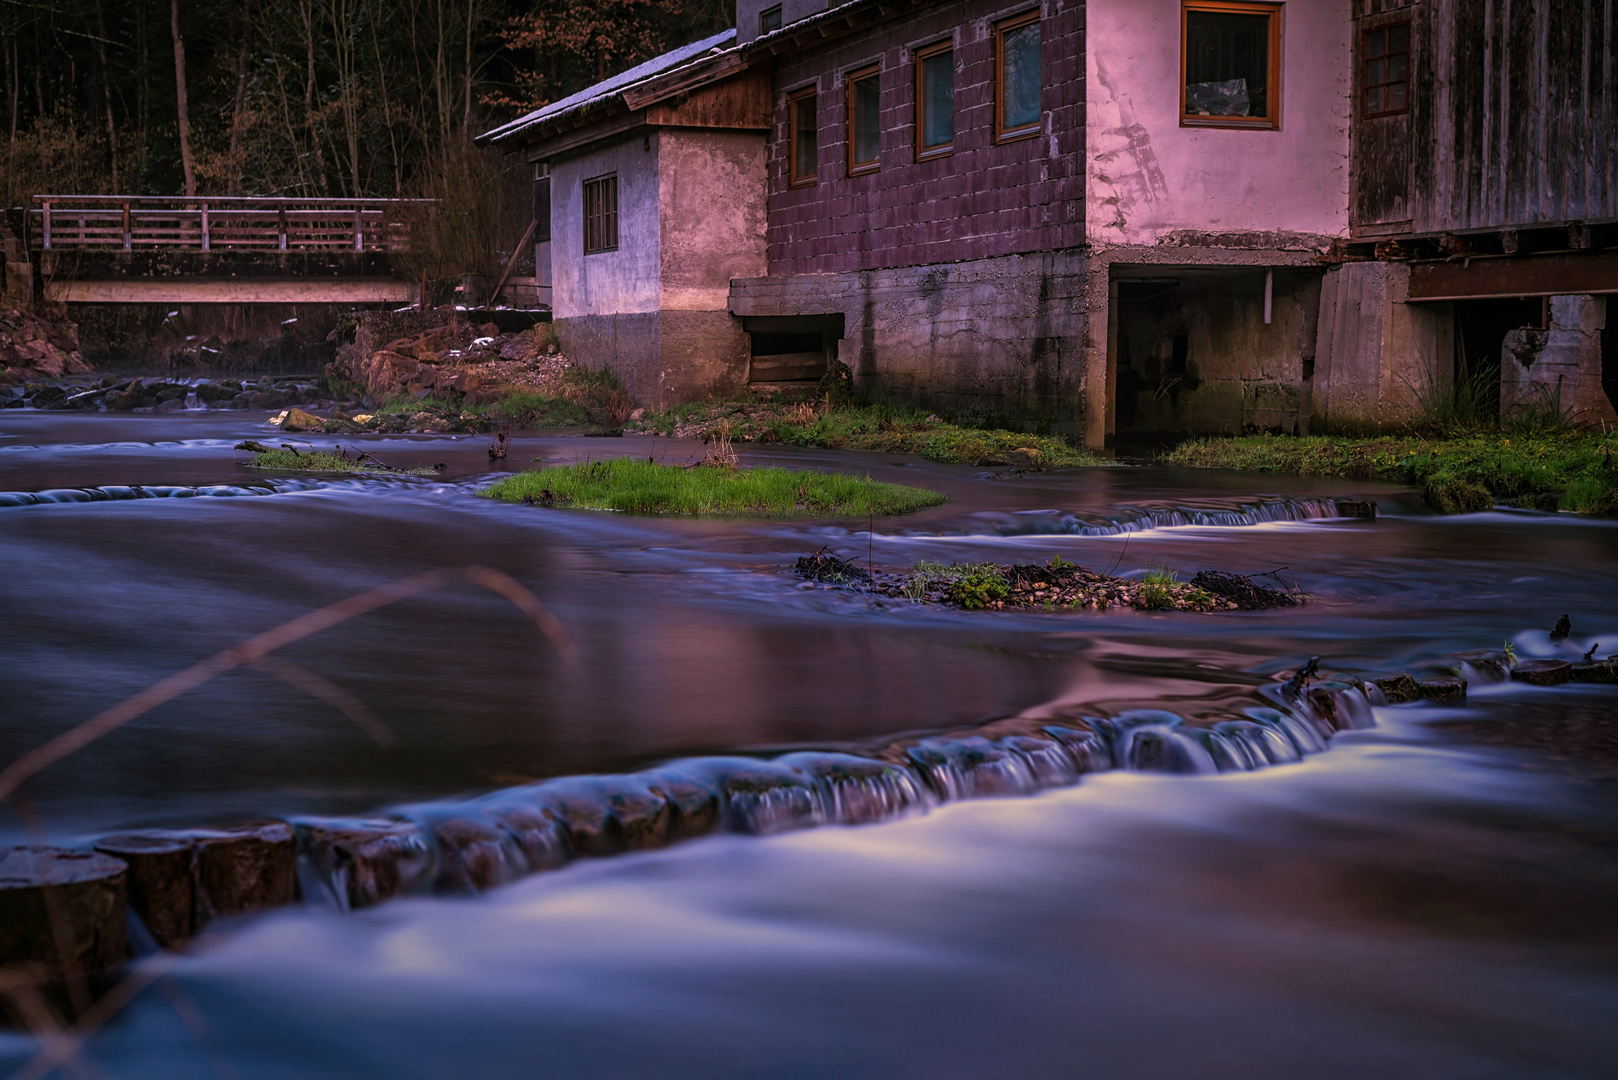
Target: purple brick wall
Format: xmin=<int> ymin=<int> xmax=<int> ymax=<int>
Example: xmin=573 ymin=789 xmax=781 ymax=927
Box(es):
xmin=765 ymin=0 xmax=1084 ymax=276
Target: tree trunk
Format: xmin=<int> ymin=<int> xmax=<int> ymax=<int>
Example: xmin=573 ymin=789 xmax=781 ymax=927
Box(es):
xmin=171 ymin=0 xmax=196 ymax=197
xmin=226 ymin=0 xmax=253 ymax=195
xmin=97 ymin=5 xmax=120 ymax=191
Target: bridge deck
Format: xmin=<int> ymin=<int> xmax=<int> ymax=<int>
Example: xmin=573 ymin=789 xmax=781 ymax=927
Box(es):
xmin=28 ymin=195 xmax=432 ymax=253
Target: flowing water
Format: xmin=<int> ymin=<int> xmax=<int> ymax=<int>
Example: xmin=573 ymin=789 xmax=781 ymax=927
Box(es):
xmin=2 ymin=408 xmax=1616 ymax=1078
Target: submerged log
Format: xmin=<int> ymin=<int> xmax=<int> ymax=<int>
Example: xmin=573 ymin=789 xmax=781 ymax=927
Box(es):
xmin=1511 ymin=660 xmax=1573 ymax=686
xmin=1373 ymin=674 xmax=1423 ymax=704
xmin=91 ymin=822 xmax=295 ymax=949
xmin=295 ymin=818 xmax=432 ymax=910
xmin=92 ymin=832 xmax=195 ymax=949
xmin=0 ymin=847 xmax=127 ymax=977
xmin=1418 ymin=678 xmax=1467 ymax=702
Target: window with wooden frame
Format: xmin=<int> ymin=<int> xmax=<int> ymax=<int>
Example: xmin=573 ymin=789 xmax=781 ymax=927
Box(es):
xmin=583 ymin=173 xmax=617 ymax=254
xmin=847 ymin=66 xmax=881 ymax=175
xmin=994 ymin=11 xmax=1042 ymax=142
xmin=1362 ymin=22 xmax=1410 ymax=117
xmin=1181 ymin=1 xmax=1282 ymax=129
xmin=915 ymin=40 xmax=955 ymax=159
xmin=789 ymin=87 xmax=818 ymax=186
xmin=760 ymin=5 xmax=782 ymax=34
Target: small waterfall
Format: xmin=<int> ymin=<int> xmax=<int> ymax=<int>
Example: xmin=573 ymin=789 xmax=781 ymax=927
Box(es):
xmin=778 ymin=752 xmax=934 ymax=825
xmin=905 ymin=736 xmax=1040 ymax=799
xmin=188 ymin=652 xmax=1540 ymax=920
xmin=646 ymin=758 xmax=821 ymax=836
xmin=959 ymin=497 xmax=1361 ymax=537
xmin=294 ymin=817 xmax=432 ymax=911
xmin=0 ymin=480 xmax=319 ymax=507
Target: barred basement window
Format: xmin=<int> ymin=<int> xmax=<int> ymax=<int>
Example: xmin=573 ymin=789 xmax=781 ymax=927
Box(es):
xmin=1363 ymin=23 xmax=1410 ymax=117
xmin=583 ymin=173 xmax=617 ymax=254
xmin=789 ymin=86 xmax=818 ymax=186
xmin=847 ymin=65 xmax=881 ymax=175
xmin=995 ymin=11 xmax=1042 ymax=142
xmin=1181 ymin=1 xmax=1282 ymax=129
xmin=915 ymin=40 xmax=954 ymax=160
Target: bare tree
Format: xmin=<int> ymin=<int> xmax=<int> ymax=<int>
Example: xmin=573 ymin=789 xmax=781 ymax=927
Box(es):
xmin=170 ymin=0 xmax=196 ymax=197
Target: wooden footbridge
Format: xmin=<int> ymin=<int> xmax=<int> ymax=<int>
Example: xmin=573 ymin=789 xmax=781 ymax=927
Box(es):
xmin=21 ymin=195 xmax=433 ymax=305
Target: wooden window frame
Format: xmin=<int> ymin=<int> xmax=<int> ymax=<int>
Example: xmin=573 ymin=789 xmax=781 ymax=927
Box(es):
xmin=759 ymin=4 xmax=782 ymax=35
xmin=846 ymin=65 xmax=881 ymax=176
xmin=993 ymin=10 xmax=1042 ymax=144
xmin=914 ymin=39 xmax=955 ymax=161
xmin=1361 ymin=21 xmax=1410 ymax=119
xmin=788 ymin=86 xmax=818 ymax=187
xmin=582 ymin=172 xmax=617 ymax=255
xmin=1179 ymin=0 xmax=1283 ymax=130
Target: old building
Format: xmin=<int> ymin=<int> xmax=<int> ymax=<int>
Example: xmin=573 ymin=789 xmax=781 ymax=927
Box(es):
xmin=1317 ymin=0 xmax=1618 ymax=432
xmin=484 ymin=0 xmax=1617 ymax=443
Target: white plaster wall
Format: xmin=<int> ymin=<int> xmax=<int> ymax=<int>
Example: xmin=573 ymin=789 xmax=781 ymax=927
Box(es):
xmin=1086 ymin=0 xmax=1352 ymax=247
xmin=658 ymin=130 xmax=768 ymax=312
xmin=550 ymin=135 xmax=661 ymax=319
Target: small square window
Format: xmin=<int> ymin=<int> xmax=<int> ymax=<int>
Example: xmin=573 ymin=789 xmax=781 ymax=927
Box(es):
xmin=847 ymin=66 xmax=881 ymax=174
xmin=789 ymin=86 xmax=818 ymax=186
xmin=995 ymin=11 xmax=1042 ymax=142
xmin=1363 ymin=23 xmax=1410 ymax=117
xmin=760 ymin=5 xmax=782 ymax=34
xmin=915 ymin=40 xmax=954 ymax=159
xmin=1181 ymin=1 xmax=1282 ymax=129
xmin=583 ymin=173 xmax=617 ymax=254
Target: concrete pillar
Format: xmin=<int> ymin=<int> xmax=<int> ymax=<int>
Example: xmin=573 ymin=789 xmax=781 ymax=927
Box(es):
xmin=1313 ymin=261 xmax=1451 ymax=433
xmin=1501 ymin=295 xmax=1616 ymax=426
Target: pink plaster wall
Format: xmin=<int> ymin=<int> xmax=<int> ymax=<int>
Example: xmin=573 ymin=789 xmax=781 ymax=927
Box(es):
xmin=1085 ymin=0 xmax=1352 ymax=248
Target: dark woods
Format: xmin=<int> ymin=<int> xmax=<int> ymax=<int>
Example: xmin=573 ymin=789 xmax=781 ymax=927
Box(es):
xmin=0 ymin=0 xmax=733 ymax=206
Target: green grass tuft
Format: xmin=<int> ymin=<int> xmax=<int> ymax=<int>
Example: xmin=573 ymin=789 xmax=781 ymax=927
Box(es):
xmin=480 ymin=457 xmax=946 ymax=517
xmin=1164 ymin=432 xmax=1618 ymax=514
xmin=631 ymin=401 xmax=1101 ymax=467
xmin=247 ymin=450 xmax=437 ymax=476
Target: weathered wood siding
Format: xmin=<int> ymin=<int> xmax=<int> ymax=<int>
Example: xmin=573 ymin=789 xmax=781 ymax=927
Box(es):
xmin=1352 ymin=0 xmax=1618 ymax=235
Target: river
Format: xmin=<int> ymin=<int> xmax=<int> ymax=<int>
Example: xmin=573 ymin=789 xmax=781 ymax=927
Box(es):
xmin=1 ymin=409 xmax=1615 ymax=1078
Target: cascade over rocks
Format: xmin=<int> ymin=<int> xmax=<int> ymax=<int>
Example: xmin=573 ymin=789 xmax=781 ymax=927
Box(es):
xmin=3 ymin=635 xmax=1610 ymax=992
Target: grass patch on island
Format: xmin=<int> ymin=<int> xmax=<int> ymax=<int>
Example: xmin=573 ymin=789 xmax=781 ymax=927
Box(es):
xmin=482 ymin=457 xmax=946 ymax=517
xmin=628 ymin=400 xmax=1100 ymax=468
xmin=246 ymin=448 xmax=438 ymax=476
xmin=1164 ymin=432 xmax=1618 ymax=513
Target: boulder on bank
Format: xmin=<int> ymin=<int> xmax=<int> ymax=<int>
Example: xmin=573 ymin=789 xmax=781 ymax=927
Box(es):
xmin=273 ymin=407 xmax=325 ymax=432
xmin=0 ymin=308 xmax=91 ymax=383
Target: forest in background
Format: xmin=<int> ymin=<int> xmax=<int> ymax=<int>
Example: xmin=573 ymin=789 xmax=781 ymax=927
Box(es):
xmin=1 ymin=0 xmax=733 ymax=205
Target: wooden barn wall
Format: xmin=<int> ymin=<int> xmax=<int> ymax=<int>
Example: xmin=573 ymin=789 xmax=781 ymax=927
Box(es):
xmin=1351 ymin=0 xmax=1617 ymax=235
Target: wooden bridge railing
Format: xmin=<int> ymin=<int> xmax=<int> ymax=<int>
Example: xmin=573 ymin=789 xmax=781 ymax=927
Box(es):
xmin=28 ymin=196 xmax=436 ymax=254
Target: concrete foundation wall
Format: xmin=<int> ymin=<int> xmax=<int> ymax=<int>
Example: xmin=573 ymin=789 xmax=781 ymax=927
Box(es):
xmin=1085 ymin=0 xmax=1352 ymax=248
xmin=1501 ymin=295 xmax=1617 ymax=426
xmin=731 ymin=250 xmax=1087 ymax=434
xmin=555 ymin=309 xmax=749 ymax=411
xmin=1313 ymin=261 xmax=1454 ymax=432
xmin=551 ymin=134 xmax=661 ymax=319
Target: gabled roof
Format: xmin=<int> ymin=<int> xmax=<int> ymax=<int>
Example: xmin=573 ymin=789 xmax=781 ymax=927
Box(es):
xmin=479 ymin=29 xmax=738 ymax=146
